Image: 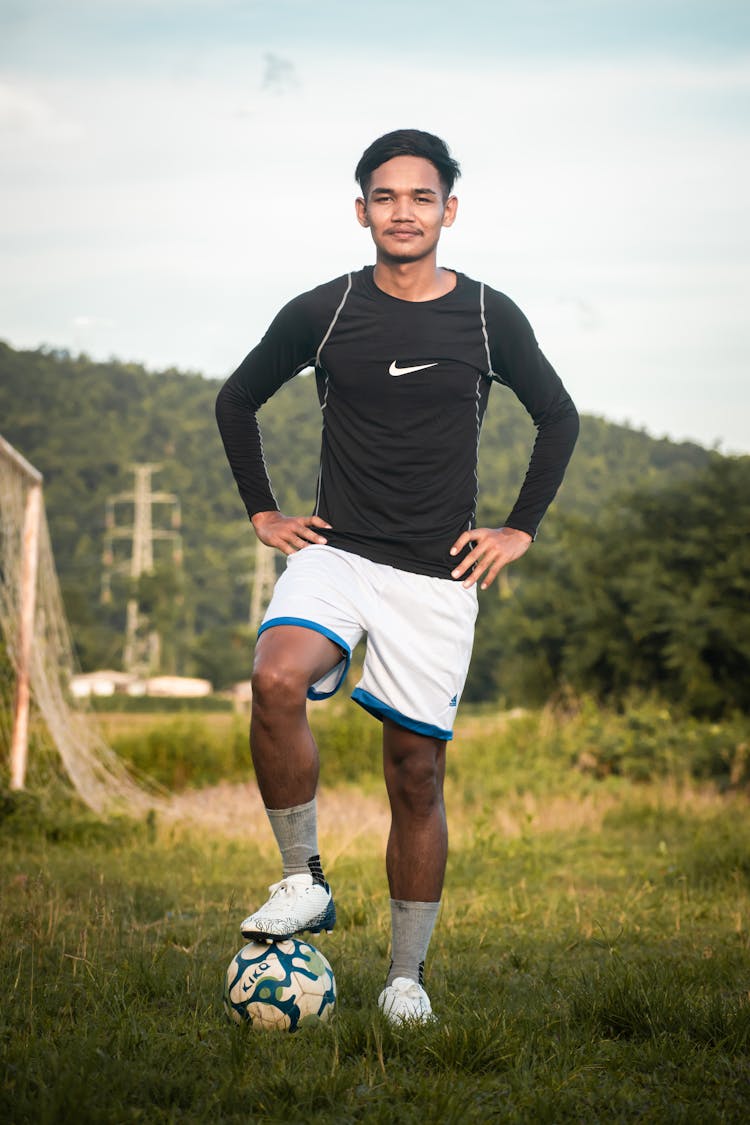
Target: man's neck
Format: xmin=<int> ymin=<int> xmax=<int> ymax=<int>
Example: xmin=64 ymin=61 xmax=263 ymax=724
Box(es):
xmin=372 ymin=259 xmax=456 ymax=302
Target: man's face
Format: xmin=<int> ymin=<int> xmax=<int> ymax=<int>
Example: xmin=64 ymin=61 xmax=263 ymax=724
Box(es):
xmin=355 ymin=155 xmax=457 ymax=264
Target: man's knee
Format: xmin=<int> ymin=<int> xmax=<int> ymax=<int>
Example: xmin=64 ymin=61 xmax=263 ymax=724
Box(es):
xmin=251 ymin=626 xmax=342 ymax=718
xmin=385 ymin=734 xmax=445 ymax=816
xmin=251 ymin=660 xmax=309 ymax=715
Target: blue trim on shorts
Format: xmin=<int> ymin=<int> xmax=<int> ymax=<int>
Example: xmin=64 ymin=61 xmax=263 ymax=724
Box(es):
xmin=257 ymin=616 xmax=351 ymax=701
xmin=351 ymin=687 xmax=454 ymax=742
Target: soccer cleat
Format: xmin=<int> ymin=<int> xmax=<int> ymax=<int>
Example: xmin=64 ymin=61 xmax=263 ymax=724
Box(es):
xmin=378 ymin=976 xmax=435 ymax=1025
xmin=240 ymin=873 xmax=336 ymax=942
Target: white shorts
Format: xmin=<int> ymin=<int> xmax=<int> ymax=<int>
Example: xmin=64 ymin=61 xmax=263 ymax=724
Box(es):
xmin=258 ymin=545 xmax=478 ymax=741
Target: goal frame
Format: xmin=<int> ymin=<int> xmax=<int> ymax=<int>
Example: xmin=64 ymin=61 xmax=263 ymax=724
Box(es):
xmin=0 ymin=434 xmax=43 ymax=790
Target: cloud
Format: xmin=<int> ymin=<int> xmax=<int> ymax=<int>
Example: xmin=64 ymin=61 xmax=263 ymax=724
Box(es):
xmin=72 ymin=316 xmax=114 ymax=328
xmin=0 ymin=81 xmax=82 ymax=142
xmin=260 ymin=52 xmax=299 ymax=95
xmin=555 ymin=298 xmax=602 ymax=333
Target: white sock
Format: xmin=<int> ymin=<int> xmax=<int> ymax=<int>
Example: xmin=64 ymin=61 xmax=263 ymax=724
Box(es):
xmin=387 ymin=899 xmax=440 ymax=987
xmin=265 ymin=798 xmax=323 ymax=880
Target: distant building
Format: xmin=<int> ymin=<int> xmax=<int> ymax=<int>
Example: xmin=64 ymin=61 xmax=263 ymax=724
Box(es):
xmin=70 ymin=671 xmax=213 ymax=699
xmin=70 ymin=670 xmax=137 ymax=698
xmin=141 ymin=676 xmax=213 ymax=698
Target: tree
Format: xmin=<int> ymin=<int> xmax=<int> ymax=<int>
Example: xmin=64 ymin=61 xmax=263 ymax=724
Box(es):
xmin=491 ymin=457 xmax=750 ymax=716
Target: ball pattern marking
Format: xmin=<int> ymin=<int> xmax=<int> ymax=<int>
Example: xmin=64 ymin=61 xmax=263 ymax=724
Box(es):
xmin=223 ymin=938 xmax=336 ymax=1031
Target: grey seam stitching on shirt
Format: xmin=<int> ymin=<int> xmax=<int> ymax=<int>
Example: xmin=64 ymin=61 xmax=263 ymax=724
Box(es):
xmin=313 ymin=370 xmax=329 ymax=516
xmin=316 ymin=273 xmax=352 ymax=367
xmin=314 ymin=274 xmax=351 ymax=515
xmin=479 ymin=281 xmax=493 ymax=377
xmin=471 ymin=372 xmax=482 ymax=528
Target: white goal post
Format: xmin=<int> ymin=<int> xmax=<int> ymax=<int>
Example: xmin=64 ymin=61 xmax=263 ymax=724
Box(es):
xmin=0 ymin=435 xmax=42 ymax=790
xmin=0 ymin=433 xmax=160 ymax=814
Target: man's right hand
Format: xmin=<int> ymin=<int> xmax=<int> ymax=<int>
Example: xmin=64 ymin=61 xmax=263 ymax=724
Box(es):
xmin=251 ymin=510 xmax=332 ymax=555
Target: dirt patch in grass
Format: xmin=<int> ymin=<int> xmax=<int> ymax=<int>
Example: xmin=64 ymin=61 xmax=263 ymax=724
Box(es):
xmin=162 ymin=775 xmax=734 ymax=852
xmin=163 ymin=780 xmax=391 ymax=852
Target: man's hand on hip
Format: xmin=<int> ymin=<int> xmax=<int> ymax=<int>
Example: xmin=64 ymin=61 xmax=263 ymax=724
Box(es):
xmin=251 ymin=511 xmax=332 ymax=555
xmin=449 ymin=526 xmax=533 ymax=590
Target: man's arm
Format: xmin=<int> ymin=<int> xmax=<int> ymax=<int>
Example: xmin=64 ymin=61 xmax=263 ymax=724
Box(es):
xmin=450 ymin=286 xmax=579 ymax=589
xmin=215 ymin=291 xmax=333 ymax=552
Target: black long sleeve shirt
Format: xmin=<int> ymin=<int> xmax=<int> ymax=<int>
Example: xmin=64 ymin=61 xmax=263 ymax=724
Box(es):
xmin=216 ymin=267 xmax=579 ymax=579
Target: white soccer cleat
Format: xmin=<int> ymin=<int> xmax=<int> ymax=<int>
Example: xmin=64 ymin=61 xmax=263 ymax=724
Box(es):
xmin=378 ymin=976 xmax=435 ymax=1025
xmin=240 ymin=873 xmax=336 ymax=942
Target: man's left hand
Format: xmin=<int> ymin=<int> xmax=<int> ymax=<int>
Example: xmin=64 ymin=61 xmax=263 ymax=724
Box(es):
xmin=449 ymin=526 xmax=533 ymax=590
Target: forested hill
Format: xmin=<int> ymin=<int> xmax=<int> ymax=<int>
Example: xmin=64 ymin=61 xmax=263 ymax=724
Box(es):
xmin=0 ymin=340 xmax=723 ymax=701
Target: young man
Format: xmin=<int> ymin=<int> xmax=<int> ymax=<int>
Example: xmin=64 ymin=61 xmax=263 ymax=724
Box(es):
xmin=216 ymin=129 xmax=579 ymax=1023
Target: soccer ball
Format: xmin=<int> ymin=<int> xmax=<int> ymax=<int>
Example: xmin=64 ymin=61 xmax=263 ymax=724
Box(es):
xmin=223 ymin=938 xmax=336 ymax=1031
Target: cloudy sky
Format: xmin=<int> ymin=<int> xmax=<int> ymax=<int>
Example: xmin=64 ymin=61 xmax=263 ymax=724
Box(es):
xmin=2 ymin=0 xmax=749 ymax=451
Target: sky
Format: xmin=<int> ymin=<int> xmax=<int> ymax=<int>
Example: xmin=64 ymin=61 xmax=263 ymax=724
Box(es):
xmin=2 ymin=0 xmax=749 ymax=452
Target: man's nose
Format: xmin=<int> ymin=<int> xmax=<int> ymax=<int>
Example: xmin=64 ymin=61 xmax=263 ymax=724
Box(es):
xmin=392 ymin=195 xmax=415 ymax=221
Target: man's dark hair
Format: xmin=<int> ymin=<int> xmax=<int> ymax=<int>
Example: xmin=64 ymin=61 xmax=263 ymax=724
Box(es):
xmin=355 ymin=129 xmax=461 ymax=200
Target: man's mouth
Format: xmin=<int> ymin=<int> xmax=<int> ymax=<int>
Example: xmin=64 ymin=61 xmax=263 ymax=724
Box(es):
xmin=386 ymin=227 xmax=422 ymax=238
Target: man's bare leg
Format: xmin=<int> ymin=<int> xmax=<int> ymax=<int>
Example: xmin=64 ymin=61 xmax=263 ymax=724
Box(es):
xmin=250 ymin=624 xmax=342 ymax=808
xmin=382 ymin=720 xmax=447 ymax=901
xmin=240 ymin=625 xmax=342 ymax=941
xmin=379 ymin=720 xmax=445 ymax=1018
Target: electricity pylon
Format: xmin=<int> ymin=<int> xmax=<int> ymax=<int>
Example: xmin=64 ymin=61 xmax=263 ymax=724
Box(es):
xmin=102 ymin=464 xmax=182 ymax=675
xmin=249 ymin=538 xmax=277 ymax=631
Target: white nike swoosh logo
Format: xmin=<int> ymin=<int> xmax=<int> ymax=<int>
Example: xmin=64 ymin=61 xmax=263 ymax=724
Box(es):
xmin=388 ymin=361 xmax=438 ymax=377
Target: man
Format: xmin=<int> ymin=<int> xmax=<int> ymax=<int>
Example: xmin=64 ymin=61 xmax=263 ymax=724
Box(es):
xmin=216 ymin=129 xmax=578 ymax=1024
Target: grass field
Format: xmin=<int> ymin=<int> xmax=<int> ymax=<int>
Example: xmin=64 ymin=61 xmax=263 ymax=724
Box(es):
xmin=2 ymin=703 xmax=750 ymax=1123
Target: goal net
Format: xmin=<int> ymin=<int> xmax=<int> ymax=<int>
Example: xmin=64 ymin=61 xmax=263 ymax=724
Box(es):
xmin=0 ymin=435 xmax=161 ymax=816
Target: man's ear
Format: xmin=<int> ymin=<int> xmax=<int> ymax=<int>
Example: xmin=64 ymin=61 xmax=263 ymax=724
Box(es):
xmin=442 ymin=194 xmax=458 ymax=228
xmin=355 ymin=197 xmax=369 ymax=228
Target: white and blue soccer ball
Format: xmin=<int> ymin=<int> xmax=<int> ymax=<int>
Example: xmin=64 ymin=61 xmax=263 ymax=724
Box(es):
xmin=223 ymin=938 xmax=336 ymax=1031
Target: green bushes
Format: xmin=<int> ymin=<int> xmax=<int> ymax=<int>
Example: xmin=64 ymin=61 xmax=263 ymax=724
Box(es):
xmin=109 ymin=717 xmax=252 ymax=790
xmin=89 ymin=695 xmax=233 ymax=714
xmin=106 ymin=704 xmax=384 ymax=792
xmin=552 ymin=697 xmax=750 ymax=787
xmin=105 ymin=698 xmax=750 ymax=795
xmin=311 ymin=705 xmax=382 ymax=786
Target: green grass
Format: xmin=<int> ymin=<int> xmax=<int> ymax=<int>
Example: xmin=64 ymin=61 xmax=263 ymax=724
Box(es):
xmin=2 ymin=706 xmax=750 ymax=1122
